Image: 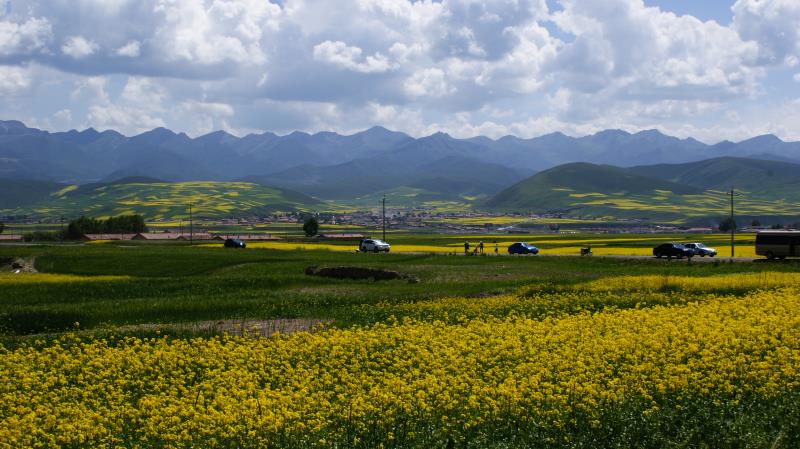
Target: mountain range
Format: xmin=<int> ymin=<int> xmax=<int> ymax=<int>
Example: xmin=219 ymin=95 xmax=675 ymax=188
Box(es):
xmin=3 ymin=120 xmax=800 ymax=202
xmin=4 ymin=155 xmax=800 ymax=224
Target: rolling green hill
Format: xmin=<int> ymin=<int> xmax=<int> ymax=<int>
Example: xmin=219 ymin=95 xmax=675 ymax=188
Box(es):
xmin=3 ymin=180 xmax=325 ymax=220
xmin=0 ymin=178 xmax=66 ymax=209
xmin=630 ymin=157 xmax=800 ymax=196
xmin=484 ymin=161 xmax=800 ymax=223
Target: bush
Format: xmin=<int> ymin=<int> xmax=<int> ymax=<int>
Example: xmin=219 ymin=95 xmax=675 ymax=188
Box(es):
xmin=23 ymin=231 xmax=63 ymax=242
xmin=718 ymin=217 xmax=737 ymax=232
xmin=303 ymin=217 xmax=319 ymax=237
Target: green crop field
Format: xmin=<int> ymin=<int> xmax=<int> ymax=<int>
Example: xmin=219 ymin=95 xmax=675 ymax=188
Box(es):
xmin=2 ymin=240 xmax=799 ymax=448
xmin=6 ymin=176 xmax=800 ymax=224
xmin=495 ymin=187 xmax=800 ymax=223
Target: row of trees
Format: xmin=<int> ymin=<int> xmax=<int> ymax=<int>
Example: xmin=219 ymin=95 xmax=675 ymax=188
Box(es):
xmin=64 ymin=215 xmax=148 ymax=239
xmin=18 ymin=215 xmax=148 ymax=241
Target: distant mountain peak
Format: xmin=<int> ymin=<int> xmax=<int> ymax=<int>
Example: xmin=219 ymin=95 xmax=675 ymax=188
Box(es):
xmin=0 ymin=120 xmax=38 ymax=135
xmin=741 ymin=134 xmax=783 ymax=144
xmin=137 ymin=127 xmax=177 ymax=138
xmin=635 ymin=129 xmax=666 ymax=137
xmin=195 ymin=130 xmax=236 ymax=144
xmin=593 ymin=129 xmax=631 ymax=137
xmin=365 ymin=125 xmax=391 ymax=133
xmin=0 ymin=119 xmax=27 ymax=128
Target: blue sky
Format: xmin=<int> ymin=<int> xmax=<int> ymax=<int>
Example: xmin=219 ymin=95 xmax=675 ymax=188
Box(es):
xmin=0 ymin=0 xmax=798 ymax=143
xmin=645 ymin=0 xmax=734 ymax=24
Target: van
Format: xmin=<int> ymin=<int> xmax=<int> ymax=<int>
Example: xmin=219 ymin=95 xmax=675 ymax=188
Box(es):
xmin=755 ymin=231 xmax=800 ymax=259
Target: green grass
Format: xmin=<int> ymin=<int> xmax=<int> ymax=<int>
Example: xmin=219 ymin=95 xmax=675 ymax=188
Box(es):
xmin=1 ymin=238 xmax=795 ymax=339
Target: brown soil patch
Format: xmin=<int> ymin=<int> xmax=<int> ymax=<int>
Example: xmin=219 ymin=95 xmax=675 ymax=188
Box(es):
xmin=0 ymin=256 xmax=37 ymax=273
xmin=305 ymin=265 xmax=418 ymax=282
xmin=117 ymin=318 xmax=328 ymax=337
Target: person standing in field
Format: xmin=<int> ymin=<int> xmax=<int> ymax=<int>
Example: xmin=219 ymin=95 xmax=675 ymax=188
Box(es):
xmin=478 ymin=241 xmax=484 ymax=254
xmin=464 ymin=241 xmax=470 ymax=255
xmin=494 ymin=241 xmax=498 ymax=255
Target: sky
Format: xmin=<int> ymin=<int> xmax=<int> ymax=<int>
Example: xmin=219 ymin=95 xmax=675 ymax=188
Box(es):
xmin=1 ymin=0 xmax=799 ymax=143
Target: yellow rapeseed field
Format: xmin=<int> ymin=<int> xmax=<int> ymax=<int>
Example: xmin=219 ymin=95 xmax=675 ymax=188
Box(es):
xmin=200 ymin=236 xmax=759 ymax=257
xmin=0 ymin=273 xmax=130 ymax=284
xmin=575 ymin=272 xmax=800 ymax=292
xmin=1 ymin=289 xmax=798 ymax=448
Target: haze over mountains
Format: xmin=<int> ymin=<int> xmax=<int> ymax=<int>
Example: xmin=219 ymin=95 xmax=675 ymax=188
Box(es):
xmin=3 ymin=120 xmax=800 ymax=202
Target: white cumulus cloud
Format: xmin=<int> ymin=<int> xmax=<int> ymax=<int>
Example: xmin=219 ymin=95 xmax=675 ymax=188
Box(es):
xmin=0 ymin=17 xmax=51 ymax=56
xmin=115 ymin=40 xmax=140 ymax=57
xmin=404 ymin=68 xmax=456 ymax=98
xmin=0 ymin=0 xmax=797 ymax=143
xmin=733 ymin=0 xmax=800 ymax=66
xmin=0 ymin=64 xmax=31 ymax=95
xmin=313 ymin=40 xmax=396 ymax=74
xmin=61 ymin=36 xmax=98 ymax=58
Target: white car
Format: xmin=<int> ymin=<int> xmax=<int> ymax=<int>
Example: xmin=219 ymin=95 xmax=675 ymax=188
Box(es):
xmin=683 ymin=242 xmax=717 ymax=257
xmin=359 ymin=239 xmax=390 ymax=253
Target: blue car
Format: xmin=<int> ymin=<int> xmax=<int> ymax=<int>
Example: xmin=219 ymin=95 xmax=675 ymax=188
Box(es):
xmin=224 ymin=238 xmax=246 ymax=249
xmin=508 ymin=242 xmax=539 ymax=255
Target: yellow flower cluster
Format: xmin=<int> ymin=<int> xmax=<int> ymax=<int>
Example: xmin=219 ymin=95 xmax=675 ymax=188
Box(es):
xmin=0 ymin=273 xmax=130 ymax=284
xmin=1 ymin=289 xmax=798 ymax=448
xmin=361 ymin=272 xmax=800 ymax=323
xmin=574 ymin=272 xmax=800 ymax=293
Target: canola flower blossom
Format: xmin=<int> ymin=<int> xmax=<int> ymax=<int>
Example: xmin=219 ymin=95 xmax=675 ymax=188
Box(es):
xmin=0 ymin=273 xmax=130 ymax=284
xmin=1 ymin=289 xmax=799 ymax=448
xmin=573 ymin=272 xmax=800 ymax=293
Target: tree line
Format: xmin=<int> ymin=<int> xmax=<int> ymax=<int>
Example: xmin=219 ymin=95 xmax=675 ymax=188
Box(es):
xmin=64 ymin=215 xmax=148 ymax=239
xmin=21 ymin=215 xmax=148 ymax=241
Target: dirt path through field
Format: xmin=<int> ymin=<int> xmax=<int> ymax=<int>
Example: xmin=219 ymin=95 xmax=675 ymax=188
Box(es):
xmin=116 ymin=318 xmax=329 ymax=337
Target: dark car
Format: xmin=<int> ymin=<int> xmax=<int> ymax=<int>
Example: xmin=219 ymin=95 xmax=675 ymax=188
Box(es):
xmin=653 ymin=243 xmax=693 ymax=259
xmin=508 ymin=242 xmax=539 ymax=255
xmin=224 ymin=238 xmax=246 ymax=249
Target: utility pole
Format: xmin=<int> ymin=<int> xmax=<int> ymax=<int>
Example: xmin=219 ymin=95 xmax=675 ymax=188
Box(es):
xmin=188 ymin=203 xmax=193 ymax=245
xmin=727 ymin=187 xmax=741 ymax=258
xmin=381 ymin=195 xmax=386 ymax=242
